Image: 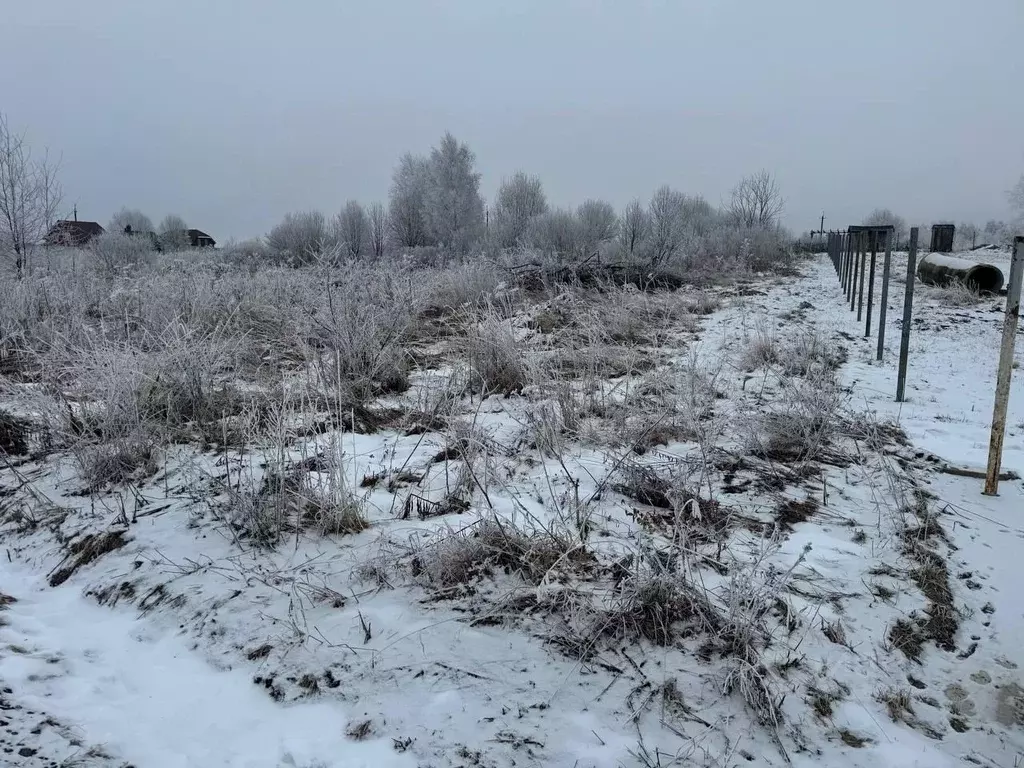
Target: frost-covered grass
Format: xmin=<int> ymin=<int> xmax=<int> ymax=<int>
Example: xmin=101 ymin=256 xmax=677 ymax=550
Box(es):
xmin=1 ymin=249 xmax=1022 ymax=768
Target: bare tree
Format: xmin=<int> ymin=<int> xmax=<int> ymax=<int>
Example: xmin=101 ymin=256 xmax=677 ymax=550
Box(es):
xmin=1010 ymin=174 xmax=1024 ymax=228
xmin=955 ymin=221 xmax=980 ymax=250
xmin=677 ymin=194 xmax=718 ymax=237
xmin=728 ymin=170 xmax=784 ymax=229
xmin=158 ymin=214 xmax=190 ymax=250
xmin=333 ymin=200 xmax=369 ymax=258
xmin=983 ymin=219 xmax=1012 ymax=247
xmin=388 ymin=153 xmax=432 ymax=249
xmin=862 ymin=208 xmax=907 ymax=242
xmin=423 ymin=133 xmax=484 ymax=255
xmin=527 ymin=209 xmax=579 ymax=261
xmin=266 ymin=210 xmax=328 ymax=263
xmin=647 ymin=186 xmax=687 ymax=266
xmin=619 ymin=199 xmax=649 ymax=258
xmin=0 ymin=112 xmax=63 ymax=275
xmin=492 ymin=172 xmax=547 ymax=250
xmin=576 ymin=199 xmax=617 ymax=258
xmin=367 ymin=201 xmax=388 ymax=258
xmin=109 ymin=208 xmax=154 ymax=235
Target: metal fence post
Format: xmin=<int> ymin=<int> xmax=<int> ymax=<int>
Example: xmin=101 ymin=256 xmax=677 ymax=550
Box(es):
xmin=846 ymin=232 xmax=854 ymax=294
xmin=896 ymin=228 xmax=918 ymax=402
xmin=842 ymin=233 xmax=850 ymax=290
xmin=857 ymin=233 xmax=867 ymax=321
xmin=983 ymin=236 xmax=1024 ymax=496
xmin=865 ymin=230 xmax=878 ymax=338
xmin=876 ymin=228 xmax=893 ymax=361
xmin=840 ymin=233 xmax=848 ymax=290
xmin=850 ymin=232 xmax=860 ymax=309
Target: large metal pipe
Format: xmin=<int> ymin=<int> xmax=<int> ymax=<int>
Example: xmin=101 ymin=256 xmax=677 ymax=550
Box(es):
xmin=917 ymin=253 xmax=1005 ymax=293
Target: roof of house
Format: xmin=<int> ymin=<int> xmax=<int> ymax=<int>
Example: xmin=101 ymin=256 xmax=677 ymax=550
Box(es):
xmin=187 ymin=229 xmax=214 ymax=240
xmin=46 ymin=220 xmax=105 ymax=241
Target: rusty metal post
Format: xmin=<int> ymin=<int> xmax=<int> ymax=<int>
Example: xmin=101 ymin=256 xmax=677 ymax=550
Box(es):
xmin=850 ymin=232 xmax=860 ymax=309
xmin=983 ymin=237 xmax=1024 ymax=496
xmin=840 ymin=233 xmax=847 ymax=289
xmin=846 ymin=232 xmax=854 ymax=295
xmin=896 ymin=228 xmax=918 ymax=402
xmin=876 ymin=228 xmax=893 ymax=361
xmin=842 ymin=233 xmax=850 ymax=290
xmin=839 ymin=233 xmax=847 ymax=290
xmin=865 ymin=230 xmax=878 ymax=338
xmin=857 ymin=232 xmax=867 ymax=321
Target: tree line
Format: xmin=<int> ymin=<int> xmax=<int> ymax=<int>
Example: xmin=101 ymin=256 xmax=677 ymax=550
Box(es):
xmin=257 ymin=131 xmax=788 ymax=266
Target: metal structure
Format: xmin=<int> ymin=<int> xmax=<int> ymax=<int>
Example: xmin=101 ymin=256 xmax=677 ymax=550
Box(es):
xmin=930 ymin=223 xmax=956 ymax=253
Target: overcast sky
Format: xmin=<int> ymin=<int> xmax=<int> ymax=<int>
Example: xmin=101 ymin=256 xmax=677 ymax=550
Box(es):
xmin=3 ymin=0 xmax=1022 ymax=242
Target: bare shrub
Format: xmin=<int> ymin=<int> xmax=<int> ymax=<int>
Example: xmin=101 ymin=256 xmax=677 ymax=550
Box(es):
xmin=462 ymin=313 xmax=531 ymax=395
xmin=306 ymin=265 xmax=413 ymax=401
xmin=588 ymin=287 xmax=697 ymax=345
xmin=223 ymin=461 xmax=291 ymax=548
xmin=741 ymin=325 xmax=781 ymax=370
xmin=691 ymin=225 xmax=792 ymax=273
xmin=295 ymin=437 xmax=369 ymax=536
xmin=416 ymin=261 xmax=505 ymax=317
xmin=923 ymin=280 xmax=984 ymax=307
xmin=684 ymin=292 xmax=722 ymax=315
xmin=221 ymin=238 xmax=275 ymax=264
xmin=782 ymin=332 xmax=847 ymax=377
xmin=877 ymin=687 xmax=914 ymax=723
xmin=524 ymin=399 xmax=572 ymax=458
xmin=598 ymin=568 xmax=717 ymax=645
xmin=414 ymin=518 xmax=583 ymax=590
xmin=746 ymin=372 xmax=847 ymax=464
xmin=266 ymin=211 xmax=328 ymax=263
xmin=69 ymin=325 xmax=242 ymax=442
xmin=73 ymin=434 xmax=158 ymax=490
xmin=90 ymin=233 xmax=156 ymax=275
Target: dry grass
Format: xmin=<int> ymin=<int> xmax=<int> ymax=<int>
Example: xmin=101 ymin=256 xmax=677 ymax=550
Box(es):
xmin=746 ymin=370 xmax=848 ymax=464
xmin=782 ymin=332 xmax=847 ymax=377
xmin=597 ymin=567 xmax=718 ymax=645
xmin=922 ymin=280 xmax=985 ymax=307
xmin=877 ymin=687 xmax=914 ymax=723
xmin=462 ymin=313 xmax=532 ymax=395
xmin=0 ymin=409 xmax=30 ymax=455
xmin=413 ymin=518 xmax=586 ymax=591
xmin=740 ymin=326 xmax=781 ymax=370
xmin=73 ymin=434 xmax=159 ymax=491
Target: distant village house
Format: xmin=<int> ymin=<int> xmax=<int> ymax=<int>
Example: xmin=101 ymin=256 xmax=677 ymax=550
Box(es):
xmin=187 ymin=229 xmax=216 ymax=248
xmin=45 ymin=213 xmax=215 ymax=251
xmin=43 ymin=219 xmax=105 ymax=247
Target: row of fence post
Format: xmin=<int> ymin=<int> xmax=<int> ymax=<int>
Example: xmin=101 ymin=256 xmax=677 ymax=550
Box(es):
xmin=827 ymin=225 xmax=897 ymax=364
xmin=825 ymin=228 xmax=1024 ymax=496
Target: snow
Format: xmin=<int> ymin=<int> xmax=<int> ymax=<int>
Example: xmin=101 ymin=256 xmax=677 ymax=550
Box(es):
xmin=3 ymin=252 xmax=1024 ymax=767
xmin=0 ymin=558 xmax=415 ymax=768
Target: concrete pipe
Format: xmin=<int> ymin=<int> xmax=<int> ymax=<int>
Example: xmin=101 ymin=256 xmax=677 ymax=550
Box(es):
xmin=917 ymin=253 xmax=1004 ymax=293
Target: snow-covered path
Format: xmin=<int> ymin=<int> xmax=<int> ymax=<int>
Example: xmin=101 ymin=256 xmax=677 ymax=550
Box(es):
xmin=0 ymin=558 xmax=414 ymax=768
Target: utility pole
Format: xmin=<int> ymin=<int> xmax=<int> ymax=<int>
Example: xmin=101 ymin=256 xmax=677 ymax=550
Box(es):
xmin=820 ymin=212 xmax=825 ymax=237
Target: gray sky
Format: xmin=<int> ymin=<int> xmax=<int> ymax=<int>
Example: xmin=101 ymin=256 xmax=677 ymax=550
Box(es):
xmin=3 ymin=0 xmax=1022 ymax=242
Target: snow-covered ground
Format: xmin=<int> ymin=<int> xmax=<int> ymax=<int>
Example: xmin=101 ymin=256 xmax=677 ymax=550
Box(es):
xmin=2 ymin=253 xmax=1024 ymax=767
